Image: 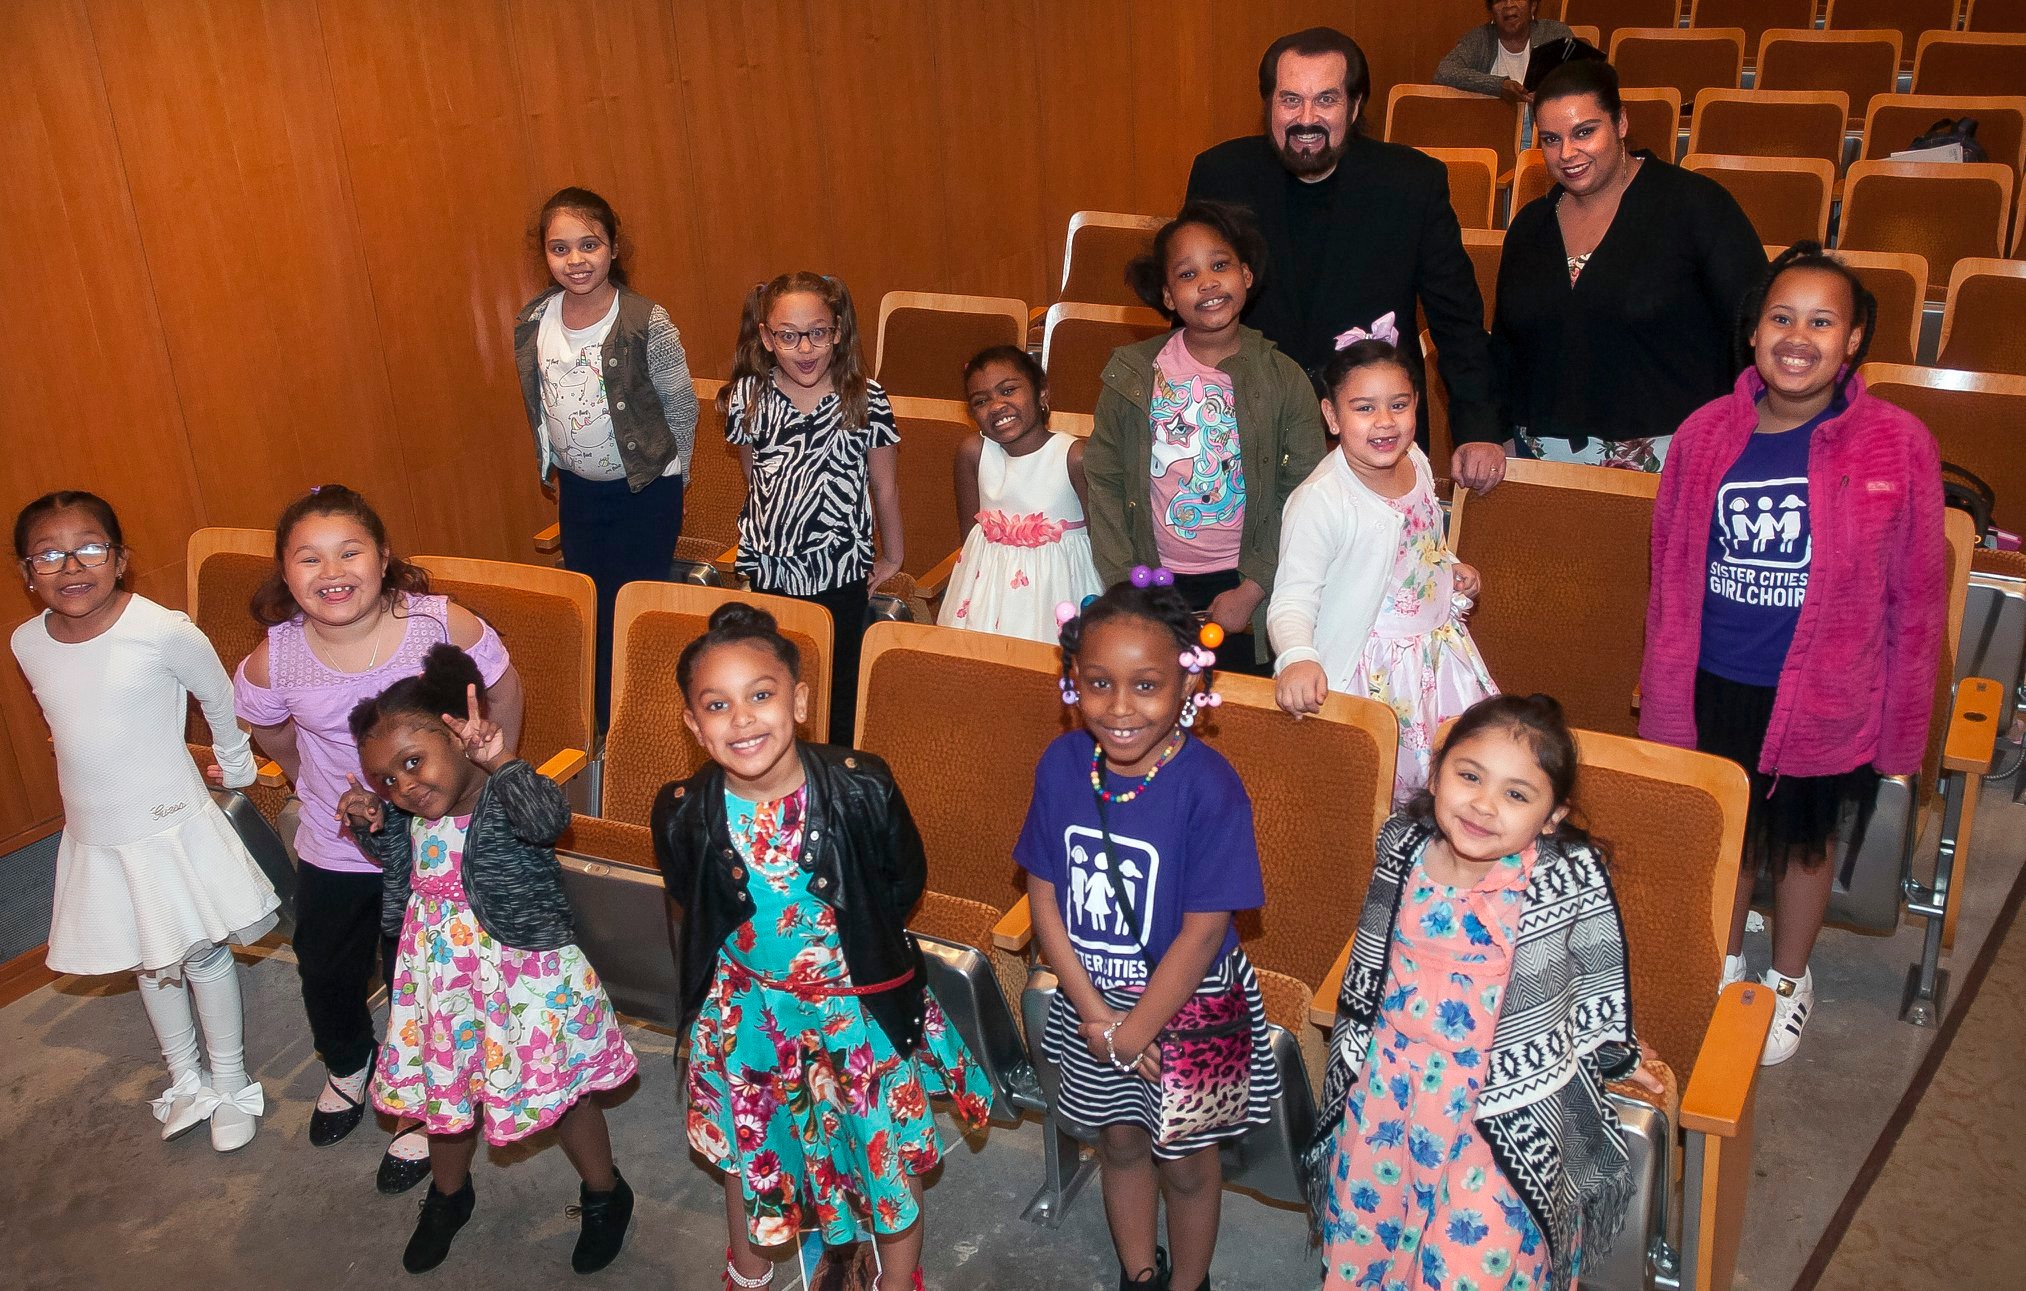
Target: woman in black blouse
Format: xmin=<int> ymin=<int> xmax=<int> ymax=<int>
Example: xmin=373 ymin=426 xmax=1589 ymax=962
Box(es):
xmin=1492 ymin=60 xmax=1765 ymax=472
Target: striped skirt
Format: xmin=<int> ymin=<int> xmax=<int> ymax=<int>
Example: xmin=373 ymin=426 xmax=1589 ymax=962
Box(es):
xmin=1042 ymin=948 xmax=1280 ymax=1160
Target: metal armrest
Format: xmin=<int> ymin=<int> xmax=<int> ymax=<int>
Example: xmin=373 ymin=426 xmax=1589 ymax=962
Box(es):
xmin=537 ymin=748 xmax=590 ymax=784
xmin=1680 ymin=981 xmax=1774 ymax=1137
xmin=915 ymin=551 xmax=962 ymax=600
xmin=1941 ymin=677 xmax=2003 ymax=775
xmin=991 ymin=895 xmax=1033 ymax=952
xmin=534 ymin=523 xmax=561 ymax=554
xmin=1311 ymin=936 xmax=1357 ymax=1028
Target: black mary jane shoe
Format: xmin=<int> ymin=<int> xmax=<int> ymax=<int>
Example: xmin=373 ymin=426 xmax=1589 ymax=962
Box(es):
xmin=1119 ymin=1248 xmax=1172 ymax=1291
xmin=568 ymin=1168 xmax=635 ymax=1274
xmin=403 ymin=1177 xmax=476 ymax=1274
xmin=308 ymin=1053 xmax=375 ymax=1148
xmin=376 ymin=1121 xmax=433 ymax=1195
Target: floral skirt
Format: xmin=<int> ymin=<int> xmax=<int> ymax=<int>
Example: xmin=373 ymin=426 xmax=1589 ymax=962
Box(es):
xmin=372 ymin=890 xmax=638 ymax=1146
xmin=686 ymin=951 xmax=993 ymax=1248
xmin=1360 ymin=621 xmax=1498 ymax=802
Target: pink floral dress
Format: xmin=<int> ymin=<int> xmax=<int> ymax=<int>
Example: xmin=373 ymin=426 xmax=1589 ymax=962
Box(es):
xmin=1358 ymin=480 xmax=1497 ymax=800
xmin=372 ymin=815 xmax=637 ymax=1144
xmin=1322 ymin=845 xmax=1556 ymax=1291
xmin=686 ymin=788 xmax=993 ymax=1248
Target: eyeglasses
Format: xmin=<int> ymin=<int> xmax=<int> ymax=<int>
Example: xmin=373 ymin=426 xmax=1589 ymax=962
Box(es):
xmin=768 ymin=325 xmax=838 ymax=352
xmin=22 ymin=543 xmax=121 ymax=575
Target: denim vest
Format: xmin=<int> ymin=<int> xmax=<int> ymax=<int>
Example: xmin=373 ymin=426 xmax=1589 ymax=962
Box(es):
xmin=514 ymin=284 xmax=677 ymax=492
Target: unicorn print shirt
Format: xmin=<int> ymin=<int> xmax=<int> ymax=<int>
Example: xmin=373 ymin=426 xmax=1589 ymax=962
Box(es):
xmin=1147 ymin=331 xmax=1246 ymax=574
xmin=1697 ymin=398 xmax=1834 ymax=687
xmin=537 ymin=292 xmax=626 ymax=481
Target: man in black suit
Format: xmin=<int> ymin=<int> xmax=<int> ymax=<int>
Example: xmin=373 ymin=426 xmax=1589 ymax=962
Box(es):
xmin=1186 ymin=27 xmax=1508 ymax=492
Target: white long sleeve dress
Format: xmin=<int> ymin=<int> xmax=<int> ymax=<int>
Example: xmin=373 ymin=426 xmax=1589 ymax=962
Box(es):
xmin=12 ymin=595 xmax=279 ymax=974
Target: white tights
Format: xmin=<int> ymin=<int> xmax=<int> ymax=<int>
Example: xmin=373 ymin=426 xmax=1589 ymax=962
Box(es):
xmin=135 ymin=944 xmax=248 ymax=1093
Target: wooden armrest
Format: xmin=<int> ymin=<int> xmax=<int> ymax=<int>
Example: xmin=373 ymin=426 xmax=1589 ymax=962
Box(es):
xmin=915 ymin=551 xmax=962 ymax=600
xmin=537 ymin=748 xmax=590 ymax=784
xmin=1942 ymin=677 xmax=2003 ymax=775
xmin=534 ymin=523 xmax=561 ymax=553
xmin=716 ymin=544 xmax=739 ymax=572
xmin=1680 ymin=981 xmax=1774 ymax=1137
xmin=256 ymin=759 xmax=287 ymax=789
xmin=1310 ymin=936 xmax=1357 ymax=1028
xmin=991 ymin=895 xmax=1033 ymax=952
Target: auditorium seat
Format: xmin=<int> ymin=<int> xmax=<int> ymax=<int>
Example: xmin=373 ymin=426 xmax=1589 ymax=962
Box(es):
xmin=1461 ymin=228 xmax=1503 ymax=327
xmin=1449 ymin=459 xmax=1660 ymax=738
xmin=1562 ymin=0 xmax=1686 ymax=52
xmin=1385 ymin=84 xmax=1523 ymax=182
xmin=1622 ymin=87 xmax=1688 ymax=160
xmin=1913 ymin=32 xmax=2026 ymax=99
xmin=1610 ymin=29 xmax=1747 ymax=112
xmin=1040 ymin=302 xmax=1169 ymax=417
xmin=1938 ymin=258 xmax=2026 ymax=375
xmin=1966 ymin=0 xmax=2026 ymax=33
xmin=1689 ymin=90 xmax=1850 ymax=171
xmin=888 ymin=397 xmax=974 ymax=603
xmin=1826 ymin=0 xmax=1963 ymax=73
xmin=1059 ymin=211 xmax=1164 ymax=310
xmin=874 ymin=291 xmax=1027 ymax=403
xmin=1686 ymin=153 xmax=1835 ymax=245
xmin=1860 ymin=363 xmax=2026 ymax=534
xmin=1838 ymin=160 xmax=2015 ymax=300
xmin=185 ymin=527 xmax=293 ymax=824
xmin=1757 ymin=30 xmax=1903 ymax=129
xmin=1859 ymin=95 xmax=2026 ymax=181
xmin=1687 ymin=0 xmax=1819 ymax=72
xmin=1822 ymin=248 xmax=1929 ymax=366
xmin=1420 ymin=145 xmax=1501 ymax=229
xmin=1510 ymin=148 xmax=1551 ymax=219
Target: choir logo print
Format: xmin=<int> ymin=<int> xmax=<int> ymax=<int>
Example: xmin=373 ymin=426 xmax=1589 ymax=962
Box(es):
xmin=1062 ymin=824 xmax=1158 ymax=981
xmin=1711 ymin=475 xmax=1810 ymax=605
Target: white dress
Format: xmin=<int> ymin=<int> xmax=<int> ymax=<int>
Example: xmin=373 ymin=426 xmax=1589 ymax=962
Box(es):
xmin=12 ymin=596 xmax=279 ymax=974
xmin=937 ymin=432 xmax=1103 ymax=642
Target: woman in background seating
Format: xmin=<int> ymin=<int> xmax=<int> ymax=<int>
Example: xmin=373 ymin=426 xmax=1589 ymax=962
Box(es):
xmin=1434 ymin=0 xmax=1573 ymax=104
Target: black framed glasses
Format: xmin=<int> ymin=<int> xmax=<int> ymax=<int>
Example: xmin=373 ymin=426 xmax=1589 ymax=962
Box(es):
xmin=22 ymin=543 xmax=121 ymax=576
xmin=767 ymin=325 xmax=838 ymax=351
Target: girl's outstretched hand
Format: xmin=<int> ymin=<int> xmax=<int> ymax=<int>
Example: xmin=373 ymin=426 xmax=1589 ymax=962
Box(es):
xmin=1275 ymin=660 xmax=1330 ymax=718
xmin=1626 ymin=1040 xmax=1666 ymax=1096
xmin=442 ymin=683 xmax=507 ymax=771
xmin=1451 ymin=561 xmax=1482 ymax=600
xmin=338 ymin=774 xmax=385 ymax=833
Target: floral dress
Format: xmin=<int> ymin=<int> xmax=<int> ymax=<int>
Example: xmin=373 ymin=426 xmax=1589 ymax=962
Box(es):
xmin=1322 ymin=845 xmax=1555 ymax=1291
xmin=686 ymin=788 xmax=993 ymax=1248
xmin=1358 ymin=479 xmax=1497 ymax=801
xmin=372 ymin=816 xmax=638 ymax=1144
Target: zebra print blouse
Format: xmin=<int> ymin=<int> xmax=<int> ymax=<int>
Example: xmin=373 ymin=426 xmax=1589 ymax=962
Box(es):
xmin=725 ymin=374 xmax=899 ymax=595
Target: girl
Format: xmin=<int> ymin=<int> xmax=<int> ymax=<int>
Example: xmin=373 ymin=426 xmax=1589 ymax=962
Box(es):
xmin=1085 ymin=200 xmax=1328 ymax=678
xmin=12 ymin=492 xmax=278 ymax=1153
xmin=339 ymin=647 xmax=638 ymax=1275
xmin=937 ymin=345 xmax=1103 ymax=641
xmin=1640 ymin=242 xmax=1946 ymax=1065
xmin=1015 ymin=576 xmax=1278 ymax=1291
xmin=1308 ymin=694 xmax=1660 ymax=1291
xmin=653 ymin=602 xmax=991 ymax=1291
xmin=1268 ymin=327 xmax=1497 ymax=800
xmin=232 ymin=484 xmax=524 ymax=1192
xmin=514 ymin=186 xmax=699 ymax=729
xmin=718 ymin=273 xmax=903 ymax=746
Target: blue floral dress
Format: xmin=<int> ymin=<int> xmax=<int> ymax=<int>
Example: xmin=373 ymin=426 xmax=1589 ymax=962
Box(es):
xmin=685 ymin=787 xmax=993 ymax=1248
xmin=1321 ymin=843 xmax=1557 ymax=1291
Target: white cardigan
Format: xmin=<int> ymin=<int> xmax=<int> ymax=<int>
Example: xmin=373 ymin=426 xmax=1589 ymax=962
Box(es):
xmin=1266 ymin=446 xmax=1438 ymax=688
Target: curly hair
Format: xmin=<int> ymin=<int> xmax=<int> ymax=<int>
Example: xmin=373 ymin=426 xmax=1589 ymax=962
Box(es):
xmin=1057 ymin=580 xmax=1205 ymax=694
xmin=1124 ymin=201 xmax=1271 ymax=317
xmin=1734 ymin=241 xmax=1876 ymax=405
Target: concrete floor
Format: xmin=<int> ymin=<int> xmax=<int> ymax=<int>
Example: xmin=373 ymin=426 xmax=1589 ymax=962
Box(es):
xmin=3 ymin=767 xmax=2021 ymax=1290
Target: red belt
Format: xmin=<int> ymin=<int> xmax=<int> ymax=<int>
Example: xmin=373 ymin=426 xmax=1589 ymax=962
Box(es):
xmin=730 ymin=956 xmax=915 ymax=998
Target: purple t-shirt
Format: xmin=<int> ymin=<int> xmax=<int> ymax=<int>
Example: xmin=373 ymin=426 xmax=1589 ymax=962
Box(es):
xmin=1699 ymin=400 xmax=1832 ymax=687
xmin=1014 ymin=731 xmax=1264 ymax=989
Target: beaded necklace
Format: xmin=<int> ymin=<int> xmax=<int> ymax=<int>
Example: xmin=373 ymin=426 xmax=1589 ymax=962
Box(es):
xmin=1089 ymin=730 xmax=1185 ymax=804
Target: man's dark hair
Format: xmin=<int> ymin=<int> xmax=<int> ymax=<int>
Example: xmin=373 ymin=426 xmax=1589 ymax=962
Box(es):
xmin=1256 ymin=26 xmax=1371 ymax=124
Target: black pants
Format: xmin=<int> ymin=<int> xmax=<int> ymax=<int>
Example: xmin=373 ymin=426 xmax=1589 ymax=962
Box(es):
xmin=1169 ymin=568 xmax=1271 ymax=678
xmin=294 ymin=862 xmax=395 ymax=1078
xmin=759 ymin=578 xmax=870 ymax=747
xmin=559 ymin=469 xmax=687 ymax=729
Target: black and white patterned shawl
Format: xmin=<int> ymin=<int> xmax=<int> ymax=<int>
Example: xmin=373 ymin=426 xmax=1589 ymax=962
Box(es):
xmin=1302 ymin=815 xmax=1640 ymax=1290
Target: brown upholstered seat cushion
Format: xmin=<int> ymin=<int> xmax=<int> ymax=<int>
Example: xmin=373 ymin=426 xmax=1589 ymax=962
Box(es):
xmin=1256 ymin=965 xmax=1327 ymax=1098
xmin=558 ymin=814 xmax=658 ymax=871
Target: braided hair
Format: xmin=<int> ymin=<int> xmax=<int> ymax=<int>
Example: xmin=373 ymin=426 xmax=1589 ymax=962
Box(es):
xmin=1735 ymin=241 xmax=1877 ymax=405
xmin=1057 ymin=581 xmax=1205 ymax=694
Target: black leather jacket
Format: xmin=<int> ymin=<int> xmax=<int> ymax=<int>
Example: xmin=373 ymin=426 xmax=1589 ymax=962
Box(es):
xmin=652 ymin=744 xmax=930 ymax=1056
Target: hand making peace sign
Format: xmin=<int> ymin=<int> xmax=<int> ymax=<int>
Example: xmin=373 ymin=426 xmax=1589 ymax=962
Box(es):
xmin=441 ymin=682 xmax=508 ymax=772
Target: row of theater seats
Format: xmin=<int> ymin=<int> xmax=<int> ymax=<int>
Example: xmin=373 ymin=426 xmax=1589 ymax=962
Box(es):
xmin=1562 ymin=0 xmax=2026 ymax=63
xmin=180 ymin=445 xmax=2020 ymax=1288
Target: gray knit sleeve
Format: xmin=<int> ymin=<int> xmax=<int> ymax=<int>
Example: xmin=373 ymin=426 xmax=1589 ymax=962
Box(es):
xmin=1434 ymin=26 xmax=1503 ymax=97
xmin=646 ymin=305 xmax=699 ymax=477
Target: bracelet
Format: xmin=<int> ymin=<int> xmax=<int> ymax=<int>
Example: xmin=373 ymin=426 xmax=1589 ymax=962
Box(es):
xmin=1103 ymin=1021 xmax=1136 ymax=1074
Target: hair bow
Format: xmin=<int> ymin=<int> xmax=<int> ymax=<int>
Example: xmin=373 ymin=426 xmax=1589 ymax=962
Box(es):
xmin=1334 ymin=311 xmax=1400 ymax=350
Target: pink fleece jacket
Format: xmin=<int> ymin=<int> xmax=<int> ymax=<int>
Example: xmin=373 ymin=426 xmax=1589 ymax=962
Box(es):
xmin=1640 ymin=369 xmax=1946 ymax=777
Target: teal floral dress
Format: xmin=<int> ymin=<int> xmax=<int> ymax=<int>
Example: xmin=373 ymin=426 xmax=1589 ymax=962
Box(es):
xmin=685 ymin=787 xmax=993 ymax=1248
xmin=1321 ymin=843 xmax=1559 ymax=1291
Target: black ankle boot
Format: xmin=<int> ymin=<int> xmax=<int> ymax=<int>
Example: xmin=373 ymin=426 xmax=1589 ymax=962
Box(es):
xmin=1119 ymin=1247 xmax=1171 ymax=1290
xmin=403 ymin=1177 xmax=475 ymax=1273
xmin=569 ymin=1168 xmax=634 ymax=1273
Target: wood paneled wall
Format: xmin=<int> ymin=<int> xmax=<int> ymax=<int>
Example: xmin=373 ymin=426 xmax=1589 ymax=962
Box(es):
xmin=3 ymin=0 xmax=1484 ymax=846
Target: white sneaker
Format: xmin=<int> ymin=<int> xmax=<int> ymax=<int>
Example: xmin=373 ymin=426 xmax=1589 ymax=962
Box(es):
xmin=207 ymin=1081 xmax=264 ymax=1153
xmin=151 ymin=1069 xmax=214 ymax=1141
xmin=1720 ymin=954 xmax=1749 ymax=991
xmin=1760 ymin=969 xmax=1814 ymax=1066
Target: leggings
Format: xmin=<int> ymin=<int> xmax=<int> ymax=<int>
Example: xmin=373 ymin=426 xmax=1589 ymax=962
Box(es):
xmin=136 ymin=943 xmax=250 ymax=1092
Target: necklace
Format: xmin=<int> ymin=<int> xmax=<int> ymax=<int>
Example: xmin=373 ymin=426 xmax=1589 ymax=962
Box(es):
xmin=1089 ymin=731 xmax=1185 ymax=804
xmin=307 ymin=612 xmax=387 ymax=673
